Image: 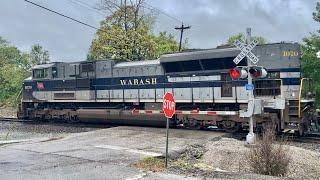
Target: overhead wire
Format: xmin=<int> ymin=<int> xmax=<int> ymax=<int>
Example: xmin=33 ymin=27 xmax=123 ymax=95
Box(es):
xmin=66 ymin=0 xmax=106 ymax=16
xmin=24 ymin=0 xmax=190 ymax=33
xmin=24 ymin=0 xmax=100 ymax=31
xmin=143 ymin=2 xmax=183 ymax=24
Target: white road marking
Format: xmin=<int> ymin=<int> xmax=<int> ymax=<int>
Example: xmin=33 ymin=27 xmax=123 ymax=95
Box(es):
xmin=0 ymin=137 xmax=53 ymax=145
xmin=95 ymin=145 xmax=162 ymax=157
xmin=125 ymin=172 xmax=147 ymax=180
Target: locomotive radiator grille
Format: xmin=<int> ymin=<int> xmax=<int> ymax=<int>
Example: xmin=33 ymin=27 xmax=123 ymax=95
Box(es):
xmin=254 ymin=79 xmax=281 ymax=97
xmin=54 ymin=92 xmax=75 ymax=100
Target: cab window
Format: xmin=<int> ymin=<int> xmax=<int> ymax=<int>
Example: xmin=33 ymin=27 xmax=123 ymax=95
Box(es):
xmin=33 ymin=68 xmax=48 ymax=79
xmin=52 ymin=67 xmax=58 ymax=78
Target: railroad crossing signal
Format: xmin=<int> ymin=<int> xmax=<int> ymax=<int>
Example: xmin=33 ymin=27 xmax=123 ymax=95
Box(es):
xmin=232 ymin=28 xmax=263 ymax=145
xmin=233 ymin=39 xmax=259 ymax=64
xmin=229 ymin=66 xmax=267 ymax=79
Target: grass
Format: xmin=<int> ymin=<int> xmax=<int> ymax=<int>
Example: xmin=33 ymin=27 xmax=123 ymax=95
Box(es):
xmin=133 ymin=157 xmax=165 ymax=172
xmin=133 ymin=144 xmax=207 ymax=173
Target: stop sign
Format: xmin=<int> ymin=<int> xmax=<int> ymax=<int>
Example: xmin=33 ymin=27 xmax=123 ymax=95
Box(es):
xmin=162 ymin=92 xmax=175 ymax=118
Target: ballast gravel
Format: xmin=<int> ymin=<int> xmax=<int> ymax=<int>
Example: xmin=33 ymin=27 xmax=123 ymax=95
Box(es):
xmin=202 ymin=138 xmax=320 ymax=179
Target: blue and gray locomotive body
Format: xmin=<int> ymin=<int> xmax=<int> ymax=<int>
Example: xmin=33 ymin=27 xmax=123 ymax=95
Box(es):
xmin=18 ymin=42 xmax=318 ymax=134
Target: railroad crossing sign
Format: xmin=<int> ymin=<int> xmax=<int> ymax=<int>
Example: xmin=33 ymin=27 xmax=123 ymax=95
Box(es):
xmin=233 ymin=39 xmax=259 ymax=64
xmin=163 ymin=92 xmax=176 ymax=118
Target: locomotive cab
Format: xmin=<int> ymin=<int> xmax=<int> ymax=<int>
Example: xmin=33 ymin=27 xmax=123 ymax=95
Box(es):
xmin=32 ymin=63 xmax=57 ymax=80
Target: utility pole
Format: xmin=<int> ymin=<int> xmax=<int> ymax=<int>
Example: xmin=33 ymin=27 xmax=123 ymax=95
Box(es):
xmin=246 ymin=27 xmax=255 ymax=144
xmin=124 ymin=0 xmax=127 ymax=32
xmin=175 ymin=23 xmax=191 ymax=51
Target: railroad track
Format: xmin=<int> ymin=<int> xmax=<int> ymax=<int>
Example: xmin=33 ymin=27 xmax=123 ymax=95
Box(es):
xmin=289 ymin=134 xmax=320 ymax=144
xmin=1 ymin=118 xmax=320 ymax=143
xmin=0 ymin=117 xmax=32 ymax=122
xmin=228 ymin=131 xmax=320 ymax=144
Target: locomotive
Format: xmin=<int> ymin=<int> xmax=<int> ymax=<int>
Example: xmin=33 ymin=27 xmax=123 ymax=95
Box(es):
xmin=17 ymin=42 xmax=320 ymax=134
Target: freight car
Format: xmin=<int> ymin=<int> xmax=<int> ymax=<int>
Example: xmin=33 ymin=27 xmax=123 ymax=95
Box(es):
xmin=17 ymin=42 xmax=320 ymax=135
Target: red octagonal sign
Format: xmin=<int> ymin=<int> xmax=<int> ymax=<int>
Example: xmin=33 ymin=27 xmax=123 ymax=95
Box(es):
xmin=162 ymin=92 xmax=176 ymax=118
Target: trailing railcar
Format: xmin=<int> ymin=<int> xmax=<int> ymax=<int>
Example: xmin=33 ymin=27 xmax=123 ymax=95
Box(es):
xmin=17 ymin=42 xmax=320 ymax=134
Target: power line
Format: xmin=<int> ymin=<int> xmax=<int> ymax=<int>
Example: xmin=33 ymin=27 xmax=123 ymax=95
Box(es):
xmin=144 ymin=2 xmax=183 ymax=23
xmin=66 ymin=0 xmax=106 ymax=16
xmin=24 ymin=0 xmax=99 ymax=31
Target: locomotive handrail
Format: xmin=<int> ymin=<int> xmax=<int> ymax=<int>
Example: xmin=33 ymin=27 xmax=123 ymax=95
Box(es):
xmin=298 ymin=78 xmax=312 ymax=118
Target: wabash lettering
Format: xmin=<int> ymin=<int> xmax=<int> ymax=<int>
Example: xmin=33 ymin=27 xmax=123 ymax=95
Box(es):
xmin=120 ymin=78 xmax=157 ymax=85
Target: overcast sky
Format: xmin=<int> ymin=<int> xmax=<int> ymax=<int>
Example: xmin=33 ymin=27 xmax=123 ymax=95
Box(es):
xmin=0 ymin=0 xmax=318 ymax=61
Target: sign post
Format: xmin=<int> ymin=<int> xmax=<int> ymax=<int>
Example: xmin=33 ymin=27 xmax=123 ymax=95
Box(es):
xmin=233 ymin=28 xmax=259 ymax=144
xmin=162 ymin=92 xmax=175 ymax=168
xmin=245 ymin=28 xmax=255 ymax=144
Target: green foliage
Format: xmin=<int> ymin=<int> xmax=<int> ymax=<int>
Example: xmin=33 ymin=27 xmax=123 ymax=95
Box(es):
xmin=0 ymin=37 xmax=8 ymax=46
xmin=301 ymin=2 xmax=320 ymax=107
xmin=30 ymin=44 xmax=50 ymax=65
xmin=0 ymin=64 xmax=26 ymax=106
xmin=0 ymin=37 xmax=39 ymax=106
xmin=88 ymin=4 xmax=180 ymax=61
xmin=227 ymin=33 xmax=266 ymax=45
xmin=152 ymin=32 xmax=179 ymax=58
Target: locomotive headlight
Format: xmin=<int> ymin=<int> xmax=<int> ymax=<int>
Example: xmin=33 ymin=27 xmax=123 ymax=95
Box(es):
xmin=291 ymin=92 xmax=295 ymax=97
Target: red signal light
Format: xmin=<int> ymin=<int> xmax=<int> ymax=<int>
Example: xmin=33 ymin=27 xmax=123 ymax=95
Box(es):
xmin=229 ymin=69 xmax=241 ymax=79
xmin=229 ymin=67 xmax=248 ymax=79
xmin=249 ymin=67 xmax=267 ymax=78
xmin=249 ymin=68 xmax=260 ymax=78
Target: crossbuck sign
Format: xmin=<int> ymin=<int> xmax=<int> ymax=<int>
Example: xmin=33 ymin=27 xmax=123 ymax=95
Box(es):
xmin=233 ymin=39 xmax=259 ymax=64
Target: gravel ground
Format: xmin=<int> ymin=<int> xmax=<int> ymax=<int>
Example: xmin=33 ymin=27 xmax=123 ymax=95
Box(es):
xmin=287 ymin=141 xmax=320 ymax=153
xmin=0 ymin=121 xmax=107 ymax=141
xmin=202 ymin=138 xmax=320 ymax=180
xmin=0 ymin=107 xmax=16 ymax=118
xmin=167 ymin=141 xmax=280 ymax=179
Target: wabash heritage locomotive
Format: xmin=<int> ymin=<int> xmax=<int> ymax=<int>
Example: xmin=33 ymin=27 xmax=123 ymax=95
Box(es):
xmin=18 ymin=42 xmax=320 ymax=134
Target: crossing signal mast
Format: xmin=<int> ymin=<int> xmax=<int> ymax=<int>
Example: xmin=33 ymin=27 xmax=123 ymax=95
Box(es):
xmin=230 ymin=28 xmax=268 ymax=144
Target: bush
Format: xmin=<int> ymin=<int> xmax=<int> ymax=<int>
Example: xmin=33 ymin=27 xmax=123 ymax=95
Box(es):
xmin=247 ymin=129 xmax=291 ymax=176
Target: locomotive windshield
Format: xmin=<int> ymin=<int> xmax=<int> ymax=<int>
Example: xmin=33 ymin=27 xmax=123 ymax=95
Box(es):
xmin=33 ymin=68 xmax=48 ymax=79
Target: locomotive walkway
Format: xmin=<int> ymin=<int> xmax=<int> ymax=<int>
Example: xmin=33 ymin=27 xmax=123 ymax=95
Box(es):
xmin=0 ymin=126 xmax=226 ymax=180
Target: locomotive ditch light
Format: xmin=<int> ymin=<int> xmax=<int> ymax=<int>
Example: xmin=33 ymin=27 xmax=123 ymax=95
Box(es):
xmin=229 ymin=67 xmax=248 ymax=79
xmin=248 ymin=66 xmax=267 ymax=78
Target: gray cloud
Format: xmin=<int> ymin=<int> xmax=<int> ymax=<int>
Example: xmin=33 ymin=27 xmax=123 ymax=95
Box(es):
xmin=151 ymin=0 xmax=319 ymax=48
xmin=0 ymin=0 xmax=318 ymax=62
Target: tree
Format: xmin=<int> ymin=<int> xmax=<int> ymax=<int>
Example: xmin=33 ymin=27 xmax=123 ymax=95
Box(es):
xmin=227 ymin=33 xmax=266 ymax=45
xmin=30 ymin=44 xmax=50 ymax=65
xmin=152 ymin=32 xmax=179 ymax=58
xmin=88 ymin=0 xmax=180 ymax=61
xmin=301 ymin=2 xmax=320 ymax=106
xmin=0 ymin=37 xmax=31 ymax=106
xmin=0 ymin=36 xmax=8 ymax=47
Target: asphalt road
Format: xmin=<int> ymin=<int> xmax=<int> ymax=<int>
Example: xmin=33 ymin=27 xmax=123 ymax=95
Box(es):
xmin=0 ymin=125 xmax=226 ymax=180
